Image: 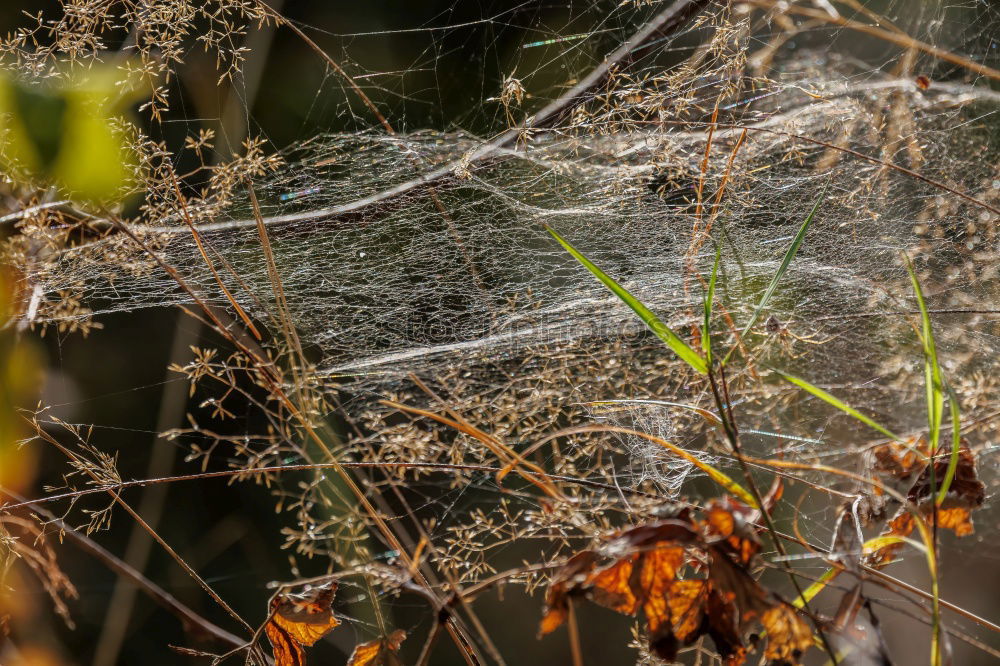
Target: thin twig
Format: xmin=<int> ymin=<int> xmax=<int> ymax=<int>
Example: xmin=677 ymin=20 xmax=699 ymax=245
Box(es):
xmin=742 ymin=0 xmax=1000 ymax=81
xmin=0 ymin=488 xmax=245 ymax=649
xmin=28 ymin=419 xmax=254 ymax=633
xmin=1 ymin=461 xmax=656 ymax=514
xmin=87 ymin=0 xmax=714 ymax=236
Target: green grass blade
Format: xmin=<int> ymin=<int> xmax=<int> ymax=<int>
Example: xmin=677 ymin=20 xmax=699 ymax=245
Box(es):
xmin=546 ymin=225 xmax=708 ymax=374
xmin=936 ymin=389 xmax=962 ymax=505
xmin=702 ymin=246 xmax=721 ymax=364
xmin=904 ymin=255 xmax=945 ymax=454
xmin=791 ymin=567 xmax=839 ymax=609
xmin=737 ymin=182 xmax=829 ymax=341
xmin=773 ymin=369 xmax=902 ymax=441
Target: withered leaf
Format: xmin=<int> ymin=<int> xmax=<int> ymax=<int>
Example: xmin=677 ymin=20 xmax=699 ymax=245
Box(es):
xmin=704 ymin=586 xmax=746 ymax=666
xmin=541 ymin=519 xmax=697 ymax=635
xmin=538 ymin=505 xmax=814 ymax=665
xmin=868 ymin=442 xmax=985 ymax=565
xmin=539 ymin=551 xmax=597 ymax=636
xmin=702 ymin=500 xmax=761 ymax=565
xmin=706 ymin=546 xmax=771 ymax=624
xmin=867 ymin=511 xmax=914 ymax=567
xmin=588 ymin=519 xmax=695 ymax=624
xmin=870 ymin=437 xmax=928 ymax=482
xmin=637 ymin=545 xmax=688 ymax=645
xmin=265 ymin=584 xmax=340 ymax=666
xmin=860 ymin=437 xmax=930 ymax=522
xmin=704 ymin=504 xmax=735 ymax=539
xmin=701 ymin=544 xmax=812 ymax=663
xmin=657 ymin=579 xmax=746 ymax=663
xmin=760 ymin=604 xmax=813 ymax=662
xmin=666 ymin=579 xmax=709 ymax=644
xmin=346 ymin=629 xmax=407 ymax=666
xmin=587 ymin=552 xmax=641 ymax=615
xmin=906 ymin=442 xmax=985 ymax=533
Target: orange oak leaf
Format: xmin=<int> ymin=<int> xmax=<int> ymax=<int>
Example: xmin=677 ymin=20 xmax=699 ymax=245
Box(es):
xmin=346 ymin=629 xmax=407 ymax=666
xmin=265 ymin=584 xmax=340 ymax=666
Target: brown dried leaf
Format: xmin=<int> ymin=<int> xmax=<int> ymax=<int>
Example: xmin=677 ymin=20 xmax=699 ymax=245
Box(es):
xmin=346 ymin=629 xmax=407 ymax=666
xmin=587 ymin=553 xmax=640 ymax=615
xmin=265 ymin=584 xmax=340 ymax=666
xmin=868 ymin=442 xmax=984 ymax=565
xmin=707 ymin=547 xmax=771 ymax=625
xmin=906 ymin=442 xmax=985 ymax=534
xmin=760 ymin=604 xmax=813 ymax=662
xmin=539 ymin=506 xmax=813 ymax=665
xmin=539 ymin=551 xmax=597 ymax=636
xmin=871 ymin=436 xmax=928 ymax=482
xmin=704 ymin=588 xmax=746 ymax=666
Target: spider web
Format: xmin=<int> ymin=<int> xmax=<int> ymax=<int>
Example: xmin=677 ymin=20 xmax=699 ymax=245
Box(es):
xmin=5 ymin=0 xmax=1000 ymax=661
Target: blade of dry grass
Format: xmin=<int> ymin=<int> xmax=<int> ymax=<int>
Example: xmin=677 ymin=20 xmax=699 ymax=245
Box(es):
xmin=0 ymin=487 xmax=245 ymax=649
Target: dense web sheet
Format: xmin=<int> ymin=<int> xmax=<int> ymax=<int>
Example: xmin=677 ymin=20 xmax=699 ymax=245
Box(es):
xmin=5 ymin=1 xmax=1000 ymax=658
xmin=14 ymin=0 xmax=1000 ymax=485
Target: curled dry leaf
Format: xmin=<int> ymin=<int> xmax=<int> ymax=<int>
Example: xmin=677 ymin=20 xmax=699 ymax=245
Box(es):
xmin=265 ymin=583 xmax=340 ymax=666
xmin=868 ymin=442 xmax=985 ymax=566
xmin=703 ymin=500 xmax=761 ymax=565
xmin=346 ymin=629 xmax=407 ymax=666
xmin=538 ymin=551 xmax=596 ymax=637
xmin=870 ymin=436 xmax=928 ymax=482
xmin=861 ymin=436 xmax=929 ymax=521
xmin=538 ymin=501 xmax=813 ymax=665
xmin=760 ymin=604 xmax=814 ymax=662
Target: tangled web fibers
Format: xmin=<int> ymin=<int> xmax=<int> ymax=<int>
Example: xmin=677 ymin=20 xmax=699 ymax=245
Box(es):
xmin=8 ymin=0 xmax=1000 ymax=566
